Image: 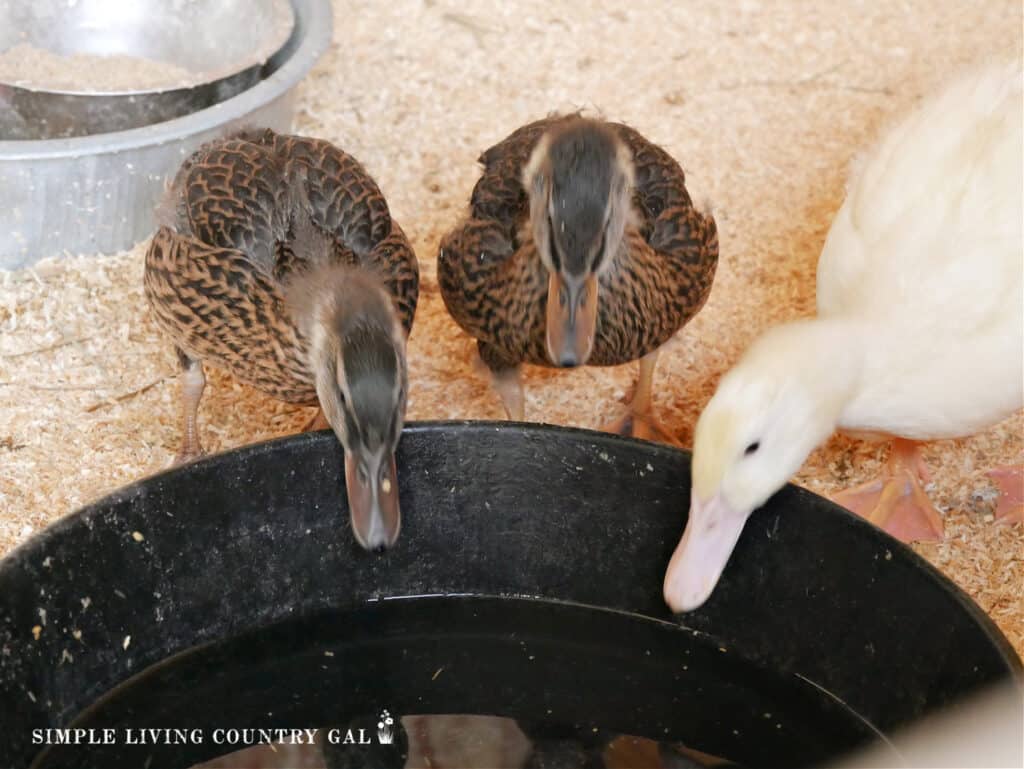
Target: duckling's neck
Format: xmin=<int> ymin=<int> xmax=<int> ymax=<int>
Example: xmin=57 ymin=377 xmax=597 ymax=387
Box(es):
xmin=287 ymin=262 xmax=403 ymax=393
xmin=752 ymin=316 xmax=962 ymax=440
xmin=744 ymin=317 xmax=868 ymax=432
xmin=306 ymin=271 xmax=402 ymax=377
xmin=299 ymin=270 xmax=405 ymax=442
xmin=828 ymin=313 xmax=1013 ymax=441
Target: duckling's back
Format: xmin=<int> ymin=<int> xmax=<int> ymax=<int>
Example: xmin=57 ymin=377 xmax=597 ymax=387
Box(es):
xmin=818 ymin=62 xmax=1023 ymax=436
xmin=817 ymin=61 xmax=1022 ymax=331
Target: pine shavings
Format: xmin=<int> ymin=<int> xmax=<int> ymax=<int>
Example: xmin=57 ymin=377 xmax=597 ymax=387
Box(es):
xmin=0 ymin=0 xmax=1021 ymax=666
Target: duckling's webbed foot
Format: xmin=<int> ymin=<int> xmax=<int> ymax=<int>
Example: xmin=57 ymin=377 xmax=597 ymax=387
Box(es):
xmin=605 ymin=411 xmax=679 ymax=445
xmin=987 ymin=464 xmax=1023 ymax=525
xmin=832 ymin=439 xmax=944 ymax=542
xmin=601 ymin=350 xmax=680 ymax=446
xmin=172 ymin=350 xmax=206 ymax=465
xmin=479 ymin=341 xmax=525 ymax=421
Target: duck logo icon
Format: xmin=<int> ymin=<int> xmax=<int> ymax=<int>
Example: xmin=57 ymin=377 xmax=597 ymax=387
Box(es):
xmin=377 ymin=710 xmax=395 ymax=744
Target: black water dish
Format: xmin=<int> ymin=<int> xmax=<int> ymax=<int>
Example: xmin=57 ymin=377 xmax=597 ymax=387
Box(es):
xmin=0 ymin=422 xmax=1020 ymax=768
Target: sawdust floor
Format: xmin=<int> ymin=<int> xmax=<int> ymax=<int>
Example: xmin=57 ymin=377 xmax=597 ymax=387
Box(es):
xmin=1 ymin=1 xmax=1022 ymax=657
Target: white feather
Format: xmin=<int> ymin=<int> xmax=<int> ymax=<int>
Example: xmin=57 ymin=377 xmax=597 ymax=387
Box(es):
xmin=695 ymin=60 xmax=1023 ymax=512
xmin=819 ymin=61 xmax=1023 ymax=439
xmin=667 ymin=63 xmax=1023 ymax=613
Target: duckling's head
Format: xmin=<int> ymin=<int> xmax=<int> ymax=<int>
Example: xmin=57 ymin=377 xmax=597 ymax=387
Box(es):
xmin=523 ymin=118 xmax=635 ymax=367
xmin=299 ymin=269 xmax=408 ymax=552
xmin=663 ymin=321 xmax=858 ymax=613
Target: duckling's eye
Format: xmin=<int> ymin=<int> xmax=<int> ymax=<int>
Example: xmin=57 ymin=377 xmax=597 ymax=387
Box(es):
xmin=744 ymin=441 xmax=760 ymax=456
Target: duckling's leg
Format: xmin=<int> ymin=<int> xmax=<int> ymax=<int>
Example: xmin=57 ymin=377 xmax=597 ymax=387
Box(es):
xmin=493 ymin=368 xmax=525 ymax=421
xmin=173 ymin=349 xmax=206 ymax=465
xmin=987 ymin=465 xmax=1023 ymax=525
xmin=602 ymin=350 xmax=679 ymax=445
xmin=479 ymin=341 xmax=525 ymax=421
xmin=832 ymin=439 xmax=944 ymax=542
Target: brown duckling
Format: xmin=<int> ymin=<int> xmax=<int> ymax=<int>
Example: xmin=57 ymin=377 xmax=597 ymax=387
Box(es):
xmin=438 ymin=115 xmax=718 ymax=442
xmin=144 ymin=129 xmax=419 ymax=550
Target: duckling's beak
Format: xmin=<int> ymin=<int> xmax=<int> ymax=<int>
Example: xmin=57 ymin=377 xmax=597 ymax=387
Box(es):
xmin=545 ymin=273 xmax=598 ymax=367
xmin=344 ymin=449 xmax=400 ymax=552
xmin=663 ymin=492 xmax=749 ymax=613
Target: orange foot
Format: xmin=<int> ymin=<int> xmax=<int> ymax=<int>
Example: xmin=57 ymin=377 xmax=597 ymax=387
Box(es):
xmin=832 ymin=439 xmax=944 ymax=543
xmin=601 ymin=410 xmax=680 ymax=446
xmin=987 ymin=465 xmax=1023 ymax=525
xmin=600 ymin=351 xmax=680 ymax=446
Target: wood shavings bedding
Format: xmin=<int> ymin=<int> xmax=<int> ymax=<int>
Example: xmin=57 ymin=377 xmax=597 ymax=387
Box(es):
xmin=0 ymin=1 xmax=1021 ymax=660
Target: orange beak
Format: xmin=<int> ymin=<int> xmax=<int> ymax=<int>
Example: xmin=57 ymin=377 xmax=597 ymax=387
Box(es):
xmin=545 ymin=272 xmax=598 ymax=367
xmin=344 ymin=450 xmax=401 ymax=551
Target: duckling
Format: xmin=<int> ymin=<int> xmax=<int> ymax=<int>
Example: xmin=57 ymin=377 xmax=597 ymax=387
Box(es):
xmin=144 ymin=129 xmax=419 ymax=551
xmin=664 ymin=62 xmax=1023 ymax=613
xmin=438 ymin=115 xmax=718 ymax=442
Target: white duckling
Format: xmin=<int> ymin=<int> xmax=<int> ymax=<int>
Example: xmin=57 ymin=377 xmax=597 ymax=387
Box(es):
xmin=664 ymin=61 xmax=1023 ymax=613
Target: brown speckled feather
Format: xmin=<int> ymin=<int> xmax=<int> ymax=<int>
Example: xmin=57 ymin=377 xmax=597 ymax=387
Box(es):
xmin=145 ymin=129 xmax=419 ymax=403
xmin=438 ymin=116 xmax=717 ymax=371
xmin=145 ymin=227 xmax=315 ymax=402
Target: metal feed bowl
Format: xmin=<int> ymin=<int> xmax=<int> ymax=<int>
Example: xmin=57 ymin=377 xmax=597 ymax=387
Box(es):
xmin=0 ymin=0 xmax=330 ymax=268
xmin=0 ymin=0 xmax=295 ymax=140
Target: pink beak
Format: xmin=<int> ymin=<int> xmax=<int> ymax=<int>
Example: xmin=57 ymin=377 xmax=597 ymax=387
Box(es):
xmin=663 ymin=492 xmax=750 ymax=613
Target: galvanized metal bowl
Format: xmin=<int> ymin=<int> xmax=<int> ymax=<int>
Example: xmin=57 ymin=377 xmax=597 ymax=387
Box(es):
xmin=0 ymin=0 xmax=331 ymax=268
xmin=0 ymin=0 xmax=295 ymax=140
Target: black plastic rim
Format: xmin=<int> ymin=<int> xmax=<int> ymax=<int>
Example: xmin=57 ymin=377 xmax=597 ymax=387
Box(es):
xmin=0 ymin=421 xmax=1020 ymax=768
